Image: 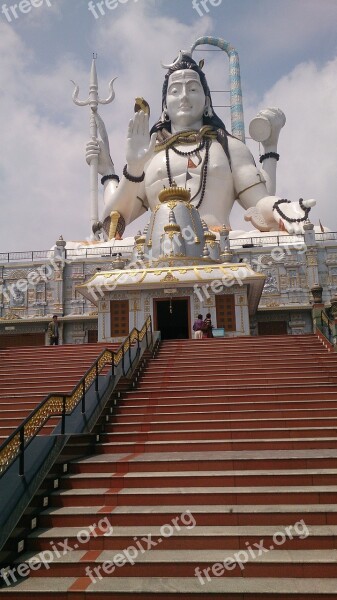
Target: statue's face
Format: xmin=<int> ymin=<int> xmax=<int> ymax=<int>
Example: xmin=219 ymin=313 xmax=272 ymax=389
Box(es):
xmin=166 ymin=70 xmax=205 ymax=128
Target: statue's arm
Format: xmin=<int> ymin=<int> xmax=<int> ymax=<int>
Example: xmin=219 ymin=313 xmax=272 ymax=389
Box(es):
xmin=102 ymin=176 xmax=148 ymax=226
xmin=229 ymin=137 xmax=271 ymax=209
xmin=86 ymin=110 xmax=155 ymax=237
xmin=249 ymin=108 xmax=286 ymax=196
xmin=228 ymin=137 xmax=315 ymax=234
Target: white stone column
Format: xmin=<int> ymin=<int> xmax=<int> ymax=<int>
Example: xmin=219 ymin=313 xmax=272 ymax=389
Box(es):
xmin=98 ymin=300 xmax=110 ymax=341
xmin=234 ymin=287 xmax=250 ymax=335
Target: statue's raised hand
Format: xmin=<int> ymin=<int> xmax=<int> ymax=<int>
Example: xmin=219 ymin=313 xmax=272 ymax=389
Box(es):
xmin=126 ymin=110 xmax=156 ymax=173
xmin=249 ymin=107 xmax=286 ymax=151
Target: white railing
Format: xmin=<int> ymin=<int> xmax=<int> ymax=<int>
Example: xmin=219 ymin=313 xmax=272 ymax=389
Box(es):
xmin=0 ymin=246 xmax=134 ymax=264
xmin=1 ymin=233 xmax=336 ymax=262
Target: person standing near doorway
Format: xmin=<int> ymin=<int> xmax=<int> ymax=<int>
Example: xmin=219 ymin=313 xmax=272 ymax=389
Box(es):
xmin=193 ymin=314 xmax=204 ymax=339
xmin=203 ymin=313 xmax=214 ymax=338
xmin=48 ymin=315 xmax=60 ymax=345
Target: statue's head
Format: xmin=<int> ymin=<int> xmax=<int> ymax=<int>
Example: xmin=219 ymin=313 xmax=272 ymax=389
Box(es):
xmin=166 ymin=69 xmax=207 ymax=131
xmin=150 ymin=52 xmax=228 ymax=137
xmin=161 ymin=53 xmax=211 ymax=113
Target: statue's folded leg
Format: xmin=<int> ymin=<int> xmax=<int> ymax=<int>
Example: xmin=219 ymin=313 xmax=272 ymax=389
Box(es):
xmin=103 ymin=211 xmax=126 ymax=240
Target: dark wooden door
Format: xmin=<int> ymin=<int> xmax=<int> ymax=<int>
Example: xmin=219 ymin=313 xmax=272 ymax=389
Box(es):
xmin=0 ymin=333 xmax=45 ymax=348
xmin=87 ymin=330 xmax=98 ymax=343
xmin=258 ymin=321 xmax=288 ymax=336
xmin=215 ymin=295 xmax=236 ymax=331
xmin=110 ymin=300 xmax=129 ymax=337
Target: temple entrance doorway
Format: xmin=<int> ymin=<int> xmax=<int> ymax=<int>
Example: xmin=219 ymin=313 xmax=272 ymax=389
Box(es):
xmin=154 ymin=298 xmax=190 ymax=340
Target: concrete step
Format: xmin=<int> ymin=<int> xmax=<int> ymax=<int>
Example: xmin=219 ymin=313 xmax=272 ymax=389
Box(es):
xmin=98 ymin=426 xmax=337 ymax=443
xmin=144 ymin=359 xmax=337 ymax=371
xmin=56 ymin=468 xmax=337 ymax=491
xmin=136 ymin=375 xmax=337 ymax=387
xmin=115 ymin=392 xmax=337 ymax=416
xmin=27 ymin=524 xmax=337 ymax=551
xmin=49 ymin=485 xmax=337 ymax=508
xmin=123 ymin=384 xmax=337 ymax=400
xmin=90 ymin=436 xmax=337 ymax=454
xmin=1 ymin=575 xmax=337 ymax=598
xmin=131 ymin=381 xmax=337 ymax=393
xmin=11 ymin=548 xmax=337 ymax=579
xmin=70 ymin=449 xmax=337 ymax=474
xmin=107 ymin=415 xmax=337 ymax=431
xmin=38 ymin=502 xmax=337 ymax=528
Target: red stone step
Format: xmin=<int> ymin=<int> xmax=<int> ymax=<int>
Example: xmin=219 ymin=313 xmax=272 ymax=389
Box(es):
xmin=13 ymin=549 xmax=337 ymax=579
xmin=111 ymin=409 xmax=336 ymax=423
xmin=49 ymin=485 xmax=337 ymax=508
xmin=0 ymin=577 xmax=335 ymax=599
xmin=57 ymin=469 xmax=337 ymax=491
xmin=108 ymin=414 xmax=337 ymax=432
xmin=38 ymin=503 xmax=337 ymax=528
xmin=27 ymin=525 xmax=337 ymax=551
xmin=93 ymin=438 xmax=337 ymax=453
xmin=137 ymin=376 xmax=337 ymax=387
xmin=96 ymin=426 xmax=337 ymax=443
xmin=70 ymin=451 xmax=337 ymax=474
xmin=123 ymin=385 xmax=337 ymax=400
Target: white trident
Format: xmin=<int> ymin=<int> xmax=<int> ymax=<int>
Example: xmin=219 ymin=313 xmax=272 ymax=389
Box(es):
xmin=71 ymin=54 xmax=116 ymax=238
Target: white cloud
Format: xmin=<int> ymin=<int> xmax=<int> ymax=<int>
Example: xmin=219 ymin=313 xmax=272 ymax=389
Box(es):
xmin=0 ymin=23 xmax=90 ymax=251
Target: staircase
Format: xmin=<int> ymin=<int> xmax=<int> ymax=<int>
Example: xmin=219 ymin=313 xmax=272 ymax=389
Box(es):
xmin=2 ymin=334 xmax=337 ymax=598
xmin=0 ymin=343 xmax=117 ymax=443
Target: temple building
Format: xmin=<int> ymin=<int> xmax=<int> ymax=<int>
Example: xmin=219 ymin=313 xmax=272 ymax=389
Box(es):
xmin=1 ymin=222 xmax=337 ymax=347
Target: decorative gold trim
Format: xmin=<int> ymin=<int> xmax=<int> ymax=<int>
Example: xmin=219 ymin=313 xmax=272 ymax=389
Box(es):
xmin=167 ymin=201 xmax=178 ymax=210
xmin=159 ymin=185 xmax=191 ymax=204
xmin=0 ymin=312 xmax=21 ymax=321
xmin=204 ymin=232 xmax=216 ymax=242
xmin=185 ymin=203 xmax=199 ymax=238
xmin=135 ymin=235 xmax=146 ymax=245
xmin=108 ymin=211 xmax=121 ymax=240
xmin=193 ymin=267 xmax=203 ymax=281
xmin=164 ymin=223 xmax=181 ymax=233
xmin=160 ymin=272 xmax=180 ymax=283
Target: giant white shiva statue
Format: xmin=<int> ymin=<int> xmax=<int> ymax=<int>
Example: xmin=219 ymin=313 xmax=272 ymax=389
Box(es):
xmin=84 ymin=36 xmax=315 ymax=246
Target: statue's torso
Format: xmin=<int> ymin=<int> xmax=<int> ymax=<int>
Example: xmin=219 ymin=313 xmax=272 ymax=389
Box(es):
xmin=144 ymin=140 xmax=235 ymax=227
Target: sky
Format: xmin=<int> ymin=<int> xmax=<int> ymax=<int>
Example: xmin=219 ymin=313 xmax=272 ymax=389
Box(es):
xmin=1 ymin=0 xmax=337 ymax=251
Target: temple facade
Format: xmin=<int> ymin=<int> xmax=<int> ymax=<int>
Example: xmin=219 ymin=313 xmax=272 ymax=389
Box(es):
xmin=1 ymin=224 xmax=336 ymax=347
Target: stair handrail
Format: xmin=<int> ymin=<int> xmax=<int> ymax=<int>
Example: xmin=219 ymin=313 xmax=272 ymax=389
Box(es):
xmin=0 ymin=316 xmax=152 ymax=477
xmin=314 ymin=308 xmax=336 ymax=348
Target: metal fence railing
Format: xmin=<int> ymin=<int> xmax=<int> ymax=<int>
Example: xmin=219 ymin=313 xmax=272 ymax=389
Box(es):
xmin=314 ymin=309 xmax=336 ymax=347
xmin=1 ymin=233 xmax=337 ymax=262
xmin=0 ymin=317 xmax=153 ymax=478
xmin=0 ymin=246 xmax=134 ymax=264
